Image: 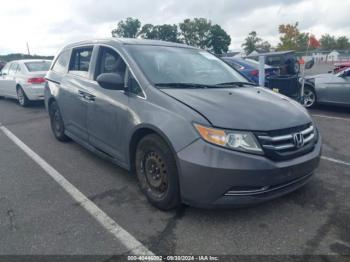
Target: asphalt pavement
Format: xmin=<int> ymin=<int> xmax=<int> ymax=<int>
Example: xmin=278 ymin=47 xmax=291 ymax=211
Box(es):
xmin=0 ymin=98 xmax=349 ymax=258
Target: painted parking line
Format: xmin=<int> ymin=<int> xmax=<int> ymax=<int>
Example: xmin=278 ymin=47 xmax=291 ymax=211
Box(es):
xmin=0 ymin=124 xmax=155 ymax=256
xmin=311 ymin=114 xmax=350 ymax=122
xmin=321 ymin=156 xmax=350 ymax=167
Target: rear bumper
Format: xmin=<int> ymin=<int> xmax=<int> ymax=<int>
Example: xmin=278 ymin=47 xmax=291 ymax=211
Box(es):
xmin=176 ymin=135 xmax=322 ymax=208
xmin=22 ymin=84 xmax=45 ymax=101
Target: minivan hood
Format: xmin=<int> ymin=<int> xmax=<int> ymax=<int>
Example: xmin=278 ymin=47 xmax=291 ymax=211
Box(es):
xmin=162 ymin=87 xmax=311 ymax=131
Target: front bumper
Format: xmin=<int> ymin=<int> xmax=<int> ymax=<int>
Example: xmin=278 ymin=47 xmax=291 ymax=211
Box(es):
xmin=176 ymin=135 xmax=322 ymax=208
xmin=22 ymin=84 xmax=45 ymax=101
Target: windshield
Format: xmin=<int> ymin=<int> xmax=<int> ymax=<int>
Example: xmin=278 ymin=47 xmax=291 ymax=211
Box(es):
xmin=24 ymin=61 xmax=51 ymax=72
xmin=125 ymin=45 xmax=248 ymax=87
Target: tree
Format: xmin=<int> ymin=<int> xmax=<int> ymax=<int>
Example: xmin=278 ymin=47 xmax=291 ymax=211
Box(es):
xmin=179 ymin=18 xmax=212 ymax=48
xmin=241 ymin=31 xmax=261 ymax=54
xmin=336 ymin=36 xmax=350 ymax=50
xmin=256 ymin=41 xmax=271 ymax=53
xmin=296 ymin=32 xmax=310 ymax=51
xmin=139 ymin=24 xmax=180 ymax=42
xmin=111 ymin=17 xmax=141 ymax=38
xmin=241 ymin=31 xmax=271 ymax=54
xmin=320 ymin=34 xmax=337 ymax=50
xmin=309 ymin=35 xmax=320 ymax=49
xmin=207 ymin=24 xmax=231 ymax=54
xmin=138 ymin=24 xmax=156 ymax=39
xmin=111 ymin=17 xmax=231 ymax=54
xmin=278 ymin=22 xmax=299 ymax=50
xmin=277 ymin=22 xmax=322 ymax=51
xmin=319 ymin=34 xmax=349 ymax=50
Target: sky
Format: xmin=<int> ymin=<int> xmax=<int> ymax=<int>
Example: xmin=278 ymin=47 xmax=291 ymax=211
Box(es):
xmin=1 ymin=0 xmax=350 ymax=55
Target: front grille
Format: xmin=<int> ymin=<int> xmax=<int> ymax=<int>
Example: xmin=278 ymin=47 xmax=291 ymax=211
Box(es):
xmin=255 ymin=123 xmax=317 ymax=161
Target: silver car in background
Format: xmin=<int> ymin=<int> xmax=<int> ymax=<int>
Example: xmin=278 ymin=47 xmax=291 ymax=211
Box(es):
xmin=304 ymin=68 xmax=350 ymax=108
xmin=0 ymin=60 xmax=52 ymax=106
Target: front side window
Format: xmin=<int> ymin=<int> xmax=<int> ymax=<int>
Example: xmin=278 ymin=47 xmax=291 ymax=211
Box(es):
xmin=69 ymin=47 xmax=93 ymax=77
xmin=95 ymin=47 xmax=143 ymax=96
xmin=95 ymin=47 xmax=126 ymax=78
xmin=125 ymin=45 xmax=247 ymax=87
xmin=52 ymin=50 xmax=70 ymax=74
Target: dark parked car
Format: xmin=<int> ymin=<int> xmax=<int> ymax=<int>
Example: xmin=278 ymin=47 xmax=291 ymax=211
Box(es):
xmin=45 ymin=39 xmax=321 ymax=210
xmin=222 ymin=57 xmax=280 ymax=85
xmin=248 ymin=51 xmax=300 ymax=75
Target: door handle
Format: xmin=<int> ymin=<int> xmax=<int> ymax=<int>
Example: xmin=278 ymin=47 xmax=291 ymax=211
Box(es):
xmin=78 ymin=90 xmax=95 ymax=102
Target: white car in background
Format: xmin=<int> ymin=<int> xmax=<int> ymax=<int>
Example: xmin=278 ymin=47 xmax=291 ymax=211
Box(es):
xmin=0 ymin=59 xmax=52 ymax=106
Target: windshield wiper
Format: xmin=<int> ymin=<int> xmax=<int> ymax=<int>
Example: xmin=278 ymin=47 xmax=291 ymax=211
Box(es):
xmin=215 ymin=81 xmax=257 ymax=87
xmin=155 ymin=83 xmax=220 ymax=89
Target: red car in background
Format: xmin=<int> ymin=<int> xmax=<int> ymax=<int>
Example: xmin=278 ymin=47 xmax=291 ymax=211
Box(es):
xmin=333 ymin=62 xmax=350 ymax=73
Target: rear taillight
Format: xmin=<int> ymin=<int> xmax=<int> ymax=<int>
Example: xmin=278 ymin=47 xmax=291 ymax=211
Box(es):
xmin=27 ymin=77 xmax=46 ymax=84
xmin=250 ymin=70 xmax=259 ymax=76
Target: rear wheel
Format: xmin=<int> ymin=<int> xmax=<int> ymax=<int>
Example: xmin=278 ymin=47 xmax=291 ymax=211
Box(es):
xmin=17 ymin=86 xmax=30 ymax=107
xmin=135 ymin=134 xmax=181 ymax=210
xmin=49 ymin=101 xmax=70 ymax=142
xmin=304 ymin=87 xmax=316 ymax=108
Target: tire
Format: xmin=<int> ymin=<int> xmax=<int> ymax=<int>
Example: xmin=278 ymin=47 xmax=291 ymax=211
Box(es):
xmin=49 ymin=101 xmax=70 ymax=142
xmin=135 ymin=134 xmax=181 ymax=210
xmin=303 ymin=86 xmax=317 ymax=108
xmin=17 ymin=86 xmax=30 ymax=107
xmin=294 ymin=61 xmax=300 ymax=74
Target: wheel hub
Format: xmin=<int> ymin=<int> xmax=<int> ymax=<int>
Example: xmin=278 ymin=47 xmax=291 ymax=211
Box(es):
xmin=304 ymin=90 xmax=315 ymax=107
xmin=143 ymin=151 xmax=167 ymax=193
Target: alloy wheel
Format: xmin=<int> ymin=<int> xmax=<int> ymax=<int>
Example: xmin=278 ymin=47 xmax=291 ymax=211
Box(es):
xmin=304 ymin=89 xmax=316 ymax=108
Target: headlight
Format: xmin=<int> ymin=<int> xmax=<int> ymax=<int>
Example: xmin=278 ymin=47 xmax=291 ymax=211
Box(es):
xmin=194 ymin=124 xmax=263 ymax=155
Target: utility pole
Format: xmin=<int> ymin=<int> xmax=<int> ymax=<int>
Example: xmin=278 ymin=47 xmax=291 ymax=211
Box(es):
xmin=26 ymin=42 xmax=31 ymax=55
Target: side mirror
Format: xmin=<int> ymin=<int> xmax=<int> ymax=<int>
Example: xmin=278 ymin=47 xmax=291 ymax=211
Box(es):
xmin=96 ymin=73 xmax=124 ymax=90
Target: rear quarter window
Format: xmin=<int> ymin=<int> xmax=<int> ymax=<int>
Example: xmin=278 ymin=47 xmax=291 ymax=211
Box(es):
xmin=52 ymin=50 xmax=71 ymax=74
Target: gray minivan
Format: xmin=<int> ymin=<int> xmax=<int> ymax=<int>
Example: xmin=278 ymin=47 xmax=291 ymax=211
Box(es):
xmin=45 ymin=38 xmax=321 ymax=210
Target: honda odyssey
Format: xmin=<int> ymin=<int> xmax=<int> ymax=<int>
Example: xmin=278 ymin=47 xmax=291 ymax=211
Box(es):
xmin=45 ymin=38 xmax=321 ymax=210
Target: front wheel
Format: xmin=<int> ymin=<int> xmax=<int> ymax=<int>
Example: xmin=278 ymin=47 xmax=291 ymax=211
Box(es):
xmin=135 ymin=134 xmax=181 ymax=210
xmin=49 ymin=101 xmax=70 ymax=142
xmin=17 ymin=86 xmax=30 ymax=107
xmin=304 ymin=87 xmax=316 ymax=108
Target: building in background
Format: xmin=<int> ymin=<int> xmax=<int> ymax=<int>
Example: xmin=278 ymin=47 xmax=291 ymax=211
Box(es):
xmin=296 ymin=50 xmax=350 ymax=63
